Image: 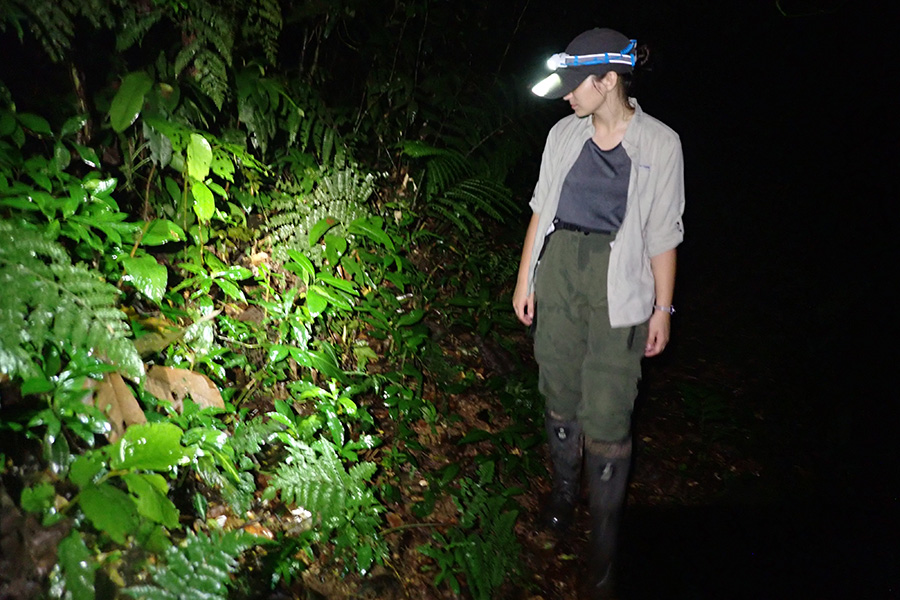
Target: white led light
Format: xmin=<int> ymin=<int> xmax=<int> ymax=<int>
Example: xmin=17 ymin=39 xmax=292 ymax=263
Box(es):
xmin=531 ymin=73 xmax=562 ymax=97
xmin=546 ymin=53 xmax=567 ymax=70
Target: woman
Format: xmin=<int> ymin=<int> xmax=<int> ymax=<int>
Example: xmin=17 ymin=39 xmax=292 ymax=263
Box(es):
xmin=513 ymin=27 xmax=685 ymax=597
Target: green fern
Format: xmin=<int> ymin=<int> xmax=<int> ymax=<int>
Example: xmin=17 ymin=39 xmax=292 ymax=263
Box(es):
xmin=0 ymin=220 xmax=143 ymax=380
xmin=123 ymin=529 xmax=258 ymax=600
xmin=268 ymin=168 xmax=375 ymax=264
xmin=266 ymin=437 xmax=384 ymax=573
xmin=268 ymin=438 xmax=378 ymax=531
xmin=400 ymin=141 xmax=516 ymax=235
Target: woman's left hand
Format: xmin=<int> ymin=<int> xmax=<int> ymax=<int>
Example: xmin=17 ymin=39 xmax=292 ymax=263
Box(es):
xmin=644 ymin=310 xmax=671 ymax=357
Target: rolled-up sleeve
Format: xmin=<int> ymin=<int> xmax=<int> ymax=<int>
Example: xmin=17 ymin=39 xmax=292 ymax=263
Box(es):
xmin=645 ymin=135 xmax=685 ymax=257
xmin=529 ymin=129 xmax=557 ymax=214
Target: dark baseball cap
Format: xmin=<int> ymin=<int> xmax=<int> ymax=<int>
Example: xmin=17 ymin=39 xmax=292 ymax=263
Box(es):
xmin=531 ymin=28 xmax=636 ymax=99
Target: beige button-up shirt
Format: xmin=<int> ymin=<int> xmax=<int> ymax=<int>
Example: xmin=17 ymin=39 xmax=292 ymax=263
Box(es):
xmin=527 ymin=99 xmax=685 ymax=327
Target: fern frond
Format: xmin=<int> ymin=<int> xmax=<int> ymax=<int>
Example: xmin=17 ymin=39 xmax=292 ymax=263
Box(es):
xmin=243 ymin=0 xmax=282 ymax=65
xmin=268 ymin=438 xmax=380 ymax=532
xmin=268 ymin=168 xmax=375 ymax=264
xmin=123 ymin=529 xmax=257 ymax=600
xmin=0 ymin=221 xmax=143 ymax=380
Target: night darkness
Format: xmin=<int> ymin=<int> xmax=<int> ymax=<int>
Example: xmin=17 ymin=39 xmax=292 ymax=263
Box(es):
xmin=1 ymin=0 xmax=896 ymax=598
xmin=516 ymin=2 xmax=897 ymax=598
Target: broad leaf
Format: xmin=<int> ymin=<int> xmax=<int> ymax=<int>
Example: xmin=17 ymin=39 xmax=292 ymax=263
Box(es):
xmin=122 ymin=473 xmax=180 ymax=528
xmin=191 ymin=180 xmax=214 ymax=222
xmin=187 ymin=133 xmax=212 ymax=181
xmin=17 ymin=112 xmax=52 ymax=135
xmin=58 ymin=531 xmax=96 ymax=600
xmin=306 ymin=286 xmax=328 ymax=316
xmin=349 ymin=216 xmax=394 ymax=250
xmin=122 ymin=255 xmax=167 ymax=304
xmin=109 ymin=72 xmax=154 ymax=132
xmin=109 ymin=422 xmax=193 ymax=472
xmin=141 ymin=219 xmax=186 ymax=246
xmin=308 ymin=217 xmax=338 ymax=245
xmin=79 ymin=482 xmax=139 ymax=543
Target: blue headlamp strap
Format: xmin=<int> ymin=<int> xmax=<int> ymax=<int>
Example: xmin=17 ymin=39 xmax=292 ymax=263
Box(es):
xmin=546 ymin=39 xmax=637 ymax=70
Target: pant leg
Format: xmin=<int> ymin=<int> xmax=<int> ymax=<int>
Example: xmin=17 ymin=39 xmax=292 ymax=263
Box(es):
xmin=579 ymin=315 xmax=648 ymax=442
xmin=533 ymin=233 xmax=588 ymax=421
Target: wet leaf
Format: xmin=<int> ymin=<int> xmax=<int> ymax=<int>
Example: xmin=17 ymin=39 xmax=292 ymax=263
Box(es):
xmin=191 ymin=180 xmax=214 ymax=222
xmin=109 ymin=72 xmax=153 ymax=132
xmin=58 ymin=531 xmax=96 ymax=600
xmin=79 ymin=482 xmax=139 ymax=543
xmin=122 ymin=473 xmax=179 ymax=528
xmin=109 ymin=422 xmax=193 ymax=472
xmin=187 ymin=133 xmax=212 ymax=181
xmin=140 ymin=219 xmax=185 ymax=245
xmin=122 ymin=255 xmax=167 ymax=304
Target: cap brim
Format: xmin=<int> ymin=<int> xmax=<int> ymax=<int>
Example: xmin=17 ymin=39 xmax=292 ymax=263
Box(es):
xmin=530 ymin=68 xmax=591 ymax=99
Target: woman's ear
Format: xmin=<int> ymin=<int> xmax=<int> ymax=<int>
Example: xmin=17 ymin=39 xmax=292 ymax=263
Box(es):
xmin=601 ymin=71 xmax=619 ymax=92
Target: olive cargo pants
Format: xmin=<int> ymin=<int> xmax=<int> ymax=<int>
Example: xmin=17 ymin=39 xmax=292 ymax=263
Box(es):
xmin=534 ymin=230 xmax=648 ymax=442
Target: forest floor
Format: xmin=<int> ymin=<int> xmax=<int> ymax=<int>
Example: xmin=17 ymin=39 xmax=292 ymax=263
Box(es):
xmin=277 ymin=231 xmax=818 ymax=600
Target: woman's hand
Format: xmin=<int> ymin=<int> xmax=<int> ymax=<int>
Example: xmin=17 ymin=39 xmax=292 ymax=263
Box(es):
xmin=644 ymin=310 xmax=670 ymax=357
xmin=513 ymin=284 xmax=535 ymax=327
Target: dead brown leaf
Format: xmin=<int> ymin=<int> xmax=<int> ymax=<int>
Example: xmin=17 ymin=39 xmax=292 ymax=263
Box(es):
xmin=144 ymin=365 xmax=224 ymax=412
xmin=93 ymin=373 xmax=147 ymax=442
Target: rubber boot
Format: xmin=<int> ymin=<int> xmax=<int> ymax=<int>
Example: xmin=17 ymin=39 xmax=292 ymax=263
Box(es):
xmin=584 ymin=437 xmax=631 ymax=599
xmin=542 ymin=412 xmax=583 ymax=533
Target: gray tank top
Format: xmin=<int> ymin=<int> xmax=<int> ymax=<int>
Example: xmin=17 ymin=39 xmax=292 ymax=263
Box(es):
xmin=555 ymin=139 xmax=630 ymax=233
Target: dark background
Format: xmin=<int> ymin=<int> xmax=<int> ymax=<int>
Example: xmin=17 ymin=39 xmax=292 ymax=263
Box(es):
xmin=509 ymin=1 xmax=896 ymax=598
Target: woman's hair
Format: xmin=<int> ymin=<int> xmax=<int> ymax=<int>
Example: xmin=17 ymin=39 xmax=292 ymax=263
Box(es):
xmin=610 ymin=43 xmax=650 ymax=103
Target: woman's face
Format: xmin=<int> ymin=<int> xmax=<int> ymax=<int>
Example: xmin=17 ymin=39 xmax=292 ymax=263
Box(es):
xmin=563 ymin=73 xmax=612 ymax=117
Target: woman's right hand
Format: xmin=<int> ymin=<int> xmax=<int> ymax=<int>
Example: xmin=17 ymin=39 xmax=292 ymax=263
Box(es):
xmin=513 ymin=284 xmax=535 ymax=327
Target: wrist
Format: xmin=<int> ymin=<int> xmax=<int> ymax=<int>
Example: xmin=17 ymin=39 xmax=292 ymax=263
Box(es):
xmin=653 ymin=304 xmax=675 ymax=315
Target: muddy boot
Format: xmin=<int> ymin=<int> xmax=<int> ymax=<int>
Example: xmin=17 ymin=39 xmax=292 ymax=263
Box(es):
xmin=584 ymin=437 xmax=631 ymax=599
xmin=542 ymin=411 xmax=583 ymax=533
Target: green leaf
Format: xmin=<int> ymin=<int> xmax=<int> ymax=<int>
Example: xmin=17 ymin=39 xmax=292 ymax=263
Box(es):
xmin=72 ymin=143 xmax=100 ymax=168
xmin=285 ymin=250 xmax=315 ymax=284
xmin=141 ymin=219 xmax=186 ymax=245
xmin=70 ymin=453 xmax=106 ymax=488
xmin=83 ymin=177 xmax=117 ymax=198
xmin=60 ymin=115 xmax=88 ymax=138
xmin=349 ymin=216 xmax=394 ymax=250
xmin=122 ymin=255 xmax=167 ymax=304
xmin=316 ymin=273 xmax=358 ymax=295
xmin=267 ymin=344 xmax=290 ymax=363
xmin=396 ymin=308 xmax=425 ymax=327
xmin=20 ymin=482 xmax=55 ymax=513
xmin=214 ymin=278 xmax=245 ymax=301
xmin=191 ymin=180 xmax=214 ymax=222
xmin=323 ymin=233 xmax=347 ymax=265
xmin=58 ymin=531 xmax=96 ymax=600
xmin=79 ymin=482 xmax=139 ymax=544
xmin=0 ymin=111 xmax=15 ymax=136
xmin=54 ymin=143 xmax=71 ymax=171
xmin=17 ymin=112 xmax=52 ymax=135
xmin=109 ymin=72 xmax=154 ymax=132
xmin=187 ymin=133 xmax=212 ymax=181
xmin=306 ymin=287 xmax=328 ymax=316
xmin=308 ymin=217 xmax=338 ymax=245
xmin=308 ymin=284 xmax=351 ymax=311
xmin=109 ymin=422 xmax=193 ymax=472
xmin=291 ymin=349 xmax=345 ymax=382
xmin=122 ymin=473 xmax=180 ymax=529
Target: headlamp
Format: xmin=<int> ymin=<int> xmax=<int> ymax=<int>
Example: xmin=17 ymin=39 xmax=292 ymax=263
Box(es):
xmin=545 ymin=39 xmax=637 ymax=70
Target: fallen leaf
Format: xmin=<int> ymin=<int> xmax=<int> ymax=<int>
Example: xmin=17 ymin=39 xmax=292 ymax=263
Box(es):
xmin=93 ymin=373 xmax=147 ymax=442
xmin=144 ymin=366 xmax=224 ymax=412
